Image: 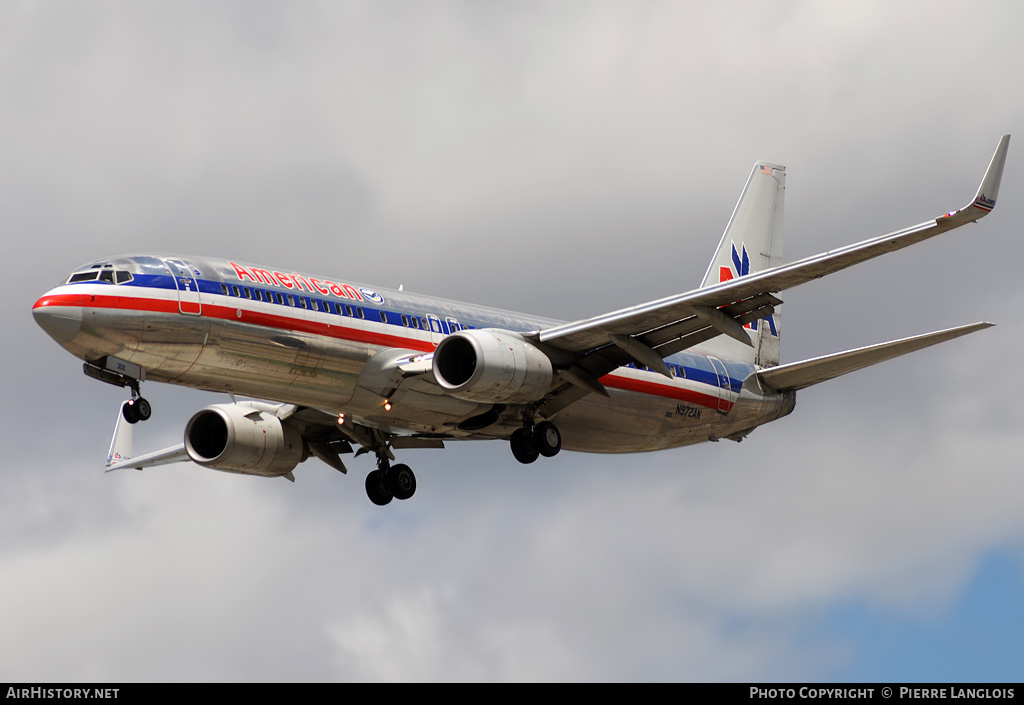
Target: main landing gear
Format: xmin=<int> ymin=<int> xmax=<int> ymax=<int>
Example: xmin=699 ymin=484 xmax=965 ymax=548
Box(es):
xmin=510 ymin=420 xmax=561 ymax=464
xmin=364 ymin=449 xmax=417 ymax=506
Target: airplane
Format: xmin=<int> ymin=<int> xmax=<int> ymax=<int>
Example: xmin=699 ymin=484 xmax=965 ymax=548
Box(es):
xmin=33 ymin=135 xmax=1009 ymax=506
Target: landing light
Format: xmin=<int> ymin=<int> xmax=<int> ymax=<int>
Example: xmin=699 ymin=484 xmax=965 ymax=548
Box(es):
xmin=383 ymin=400 xmax=392 ymax=411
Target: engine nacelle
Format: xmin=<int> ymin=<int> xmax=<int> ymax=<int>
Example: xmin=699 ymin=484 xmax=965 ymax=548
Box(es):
xmin=184 ymin=403 xmax=304 ymax=478
xmin=432 ymin=329 xmax=553 ymax=403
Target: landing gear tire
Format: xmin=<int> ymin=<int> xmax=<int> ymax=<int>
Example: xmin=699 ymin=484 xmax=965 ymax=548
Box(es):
xmin=534 ymin=421 xmax=561 ymax=457
xmin=390 ymin=464 xmax=417 ymax=501
xmin=510 ymin=428 xmax=539 ymax=464
xmin=121 ymin=397 xmax=152 ymax=424
xmin=365 ymin=470 xmax=394 ymax=506
xmin=122 ymin=400 xmax=139 ymax=424
xmin=122 ymin=402 xmax=138 ymax=424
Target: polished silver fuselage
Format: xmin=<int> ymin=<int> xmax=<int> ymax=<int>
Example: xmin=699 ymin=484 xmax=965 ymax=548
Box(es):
xmin=34 ymin=254 xmax=795 ymax=453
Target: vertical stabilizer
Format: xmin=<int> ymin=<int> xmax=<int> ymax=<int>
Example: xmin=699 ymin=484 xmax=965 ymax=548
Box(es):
xmin=698 ymin=161 xmax=785 ymax=366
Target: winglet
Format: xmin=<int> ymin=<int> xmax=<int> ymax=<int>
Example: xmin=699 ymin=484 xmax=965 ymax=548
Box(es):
xmin=105 ymin=401 xmax=190 ymax=472
xmin=974 ymin=134 xmax=1010 ymax=207
xmin=940 ymin=134 xmax=1010 ymax=224
xmin=106 ymin=402 xmax=134 ymax=467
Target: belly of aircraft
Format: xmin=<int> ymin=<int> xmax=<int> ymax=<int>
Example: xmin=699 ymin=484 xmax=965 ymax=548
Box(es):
xmin=552 ymin=386 xmax=792 ymax=453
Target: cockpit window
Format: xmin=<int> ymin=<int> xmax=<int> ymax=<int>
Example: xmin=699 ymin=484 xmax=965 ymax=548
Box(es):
xmin=68 ymin=269 xmax=135 ymax=285
xmin=68 ymin=272 xmax=99 ymax=283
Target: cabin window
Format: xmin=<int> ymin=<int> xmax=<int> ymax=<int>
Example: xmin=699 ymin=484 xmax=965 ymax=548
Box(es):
xmin=357 ymin=307 xmax=365 ymax=319
xmin=378 ymin=311 xmax=387 ymax=323
xmin=310 ymin=299 xmax=319 ymax=312
xmin=286 ymin=294 xmax=295 ymax=307
xmin=232 ymin=285 xmax=241 ymax=297
xmin=220 ymin=284 xmax=229 ymax=295
xmin=401 ymin=314 xmax=409 ymax=327
xmin=244 ymin=287 xmax=252 ymax=299
xmin=299 ymin=297 xmax=308 ymax=309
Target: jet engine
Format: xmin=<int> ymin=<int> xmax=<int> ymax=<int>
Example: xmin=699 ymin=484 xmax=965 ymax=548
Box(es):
xmin=432 ymin=329 xmax=553 ymax=403
xmin=184 ymin=403 xmax=304 ymax=477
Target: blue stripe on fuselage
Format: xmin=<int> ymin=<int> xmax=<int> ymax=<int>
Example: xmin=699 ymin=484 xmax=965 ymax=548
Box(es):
xmin=84 ymin=260 xmax=750 ymax=396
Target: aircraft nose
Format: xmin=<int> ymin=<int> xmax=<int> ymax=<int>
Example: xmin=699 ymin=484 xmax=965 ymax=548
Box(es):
xmin=33 ymin=296 xmax=82 ymax=344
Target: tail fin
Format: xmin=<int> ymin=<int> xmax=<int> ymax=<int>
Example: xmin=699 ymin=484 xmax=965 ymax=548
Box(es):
xmin=698 ymin=161 xmax=785 ymax=366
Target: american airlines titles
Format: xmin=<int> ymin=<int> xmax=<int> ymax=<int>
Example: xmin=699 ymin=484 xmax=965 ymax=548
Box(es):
xmin=228 ymin=262 xmax=381 ymax=304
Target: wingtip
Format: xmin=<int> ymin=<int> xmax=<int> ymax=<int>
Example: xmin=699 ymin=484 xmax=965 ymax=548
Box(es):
xmin=973 ymin=134 xmax=1010 ymax=209
xmin=936 ymin=135 xmax=1009 ymax=224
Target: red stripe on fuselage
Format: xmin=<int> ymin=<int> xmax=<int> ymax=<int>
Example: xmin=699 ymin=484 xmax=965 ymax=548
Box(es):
xmin=35 ymin=292 xmax=181 ymax=314
xmin=35 ymin=292 xmax=436 ymax=352
xmin=602 ymin=374 xmax=730 ymax=411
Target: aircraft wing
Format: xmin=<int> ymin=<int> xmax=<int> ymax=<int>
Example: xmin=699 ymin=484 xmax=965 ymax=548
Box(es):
xmin=533 ymin=136 xmax=1008 ymax=382
xmin=102 ymin=398 xmax=445 ymax=478
xmin=106 ymin=444 xmax=190 ymax=472
xmin=103 ymin=401 xmax=188 ymax=471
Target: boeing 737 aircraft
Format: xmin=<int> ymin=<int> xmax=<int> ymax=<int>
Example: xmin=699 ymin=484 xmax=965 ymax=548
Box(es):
xmin=33 ymin=136 xmax=1009 ymax=505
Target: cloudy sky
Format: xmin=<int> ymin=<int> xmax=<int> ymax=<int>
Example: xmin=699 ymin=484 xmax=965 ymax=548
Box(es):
xmin=3 ymin=0 xmax=1023 ymax=682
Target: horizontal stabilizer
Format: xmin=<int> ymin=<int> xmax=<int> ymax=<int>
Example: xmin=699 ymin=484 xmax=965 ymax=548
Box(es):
xmin=756 ymin=322 xmax=993 ymax=392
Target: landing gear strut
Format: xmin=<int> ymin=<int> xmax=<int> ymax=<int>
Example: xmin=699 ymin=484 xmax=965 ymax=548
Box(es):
xmin=510 ymin=420 xmax=561 ymax=464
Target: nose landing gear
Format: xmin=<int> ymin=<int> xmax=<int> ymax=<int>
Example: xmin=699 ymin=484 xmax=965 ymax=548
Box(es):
xmin=83 ymin=357 xmax=152 ymax=424
xmin=121 ymin=394 xmax=152 ymax=424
